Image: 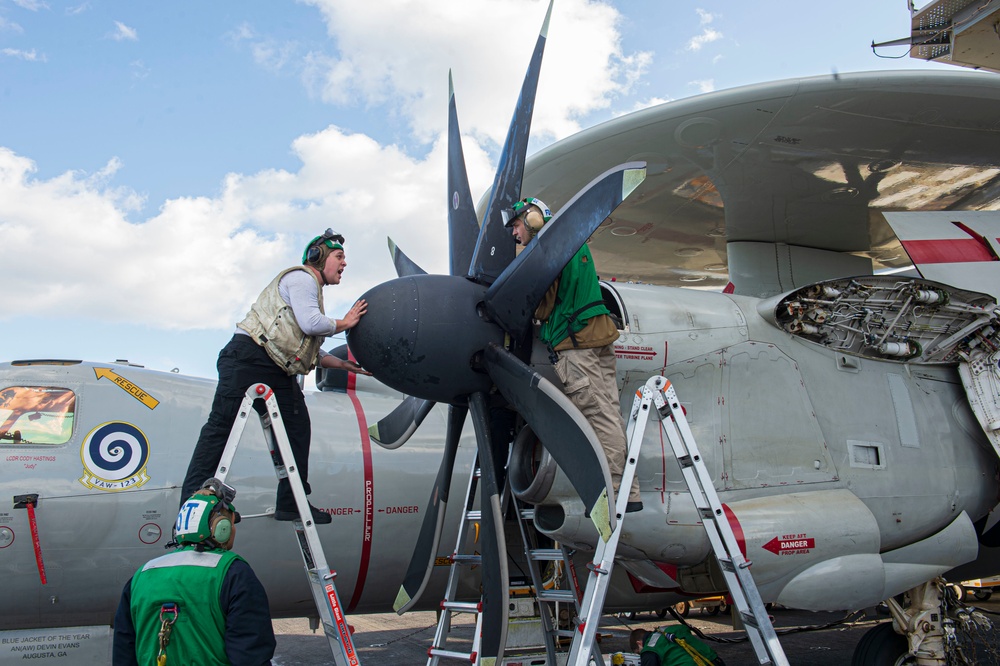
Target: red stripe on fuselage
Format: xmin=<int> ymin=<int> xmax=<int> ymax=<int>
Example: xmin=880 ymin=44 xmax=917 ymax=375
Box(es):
xmin=345 ymin=351 xmax=374 ymax=612
xmin=722 ymin=504 xmax=747 ymax=560
xmin=901 ymin=238 xmax=996 ymax=264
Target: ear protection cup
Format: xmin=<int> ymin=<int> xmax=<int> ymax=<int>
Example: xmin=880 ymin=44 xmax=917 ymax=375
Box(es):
xmin=210 ymin=513 xmax=233 ymax=544
xmin=305 ymin=243 xmax=325 ymax=265
xmin=524 ymin=208 xmax=546 ymax=234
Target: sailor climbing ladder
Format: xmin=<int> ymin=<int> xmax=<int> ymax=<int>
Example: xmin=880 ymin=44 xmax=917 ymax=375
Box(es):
xmin=212 ymin=382 xmax=361 ymax=666
xmin=624 ymin=375 xmax=790 ymax=666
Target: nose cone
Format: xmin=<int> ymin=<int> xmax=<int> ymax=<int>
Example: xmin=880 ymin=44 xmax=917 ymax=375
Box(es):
xmin=348 ymin=274 xmax=503 ymax=404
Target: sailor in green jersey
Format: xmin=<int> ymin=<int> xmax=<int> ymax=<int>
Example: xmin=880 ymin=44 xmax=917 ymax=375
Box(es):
xmin=506 ymin=197 xmax=642 ymax=512
xmin=113 ymin=481 xmax=276 ymax=665
xmin=630 ymin=626 xmax=726 ymax=666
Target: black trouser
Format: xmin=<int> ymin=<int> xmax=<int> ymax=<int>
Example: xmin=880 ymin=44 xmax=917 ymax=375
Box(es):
xmin=181 ymin=334 xmax=312 ymax=511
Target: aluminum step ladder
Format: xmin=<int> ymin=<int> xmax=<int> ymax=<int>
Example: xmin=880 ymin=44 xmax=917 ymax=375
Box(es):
xmin=563 ymin=384 xmax=646 ymax=666
xmin=427 ymin=456 xmax=485 ymax=665
xmin=512 ymin=494 xmax=597 ymax=665
xmin=629 ymin=375 xmax=789 ymax=666
xmin=212 ymin=382 xmax=361 ymax=666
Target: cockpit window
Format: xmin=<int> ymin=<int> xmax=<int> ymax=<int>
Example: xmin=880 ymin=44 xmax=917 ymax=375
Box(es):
xmin=0 ymin=386 xmax=76 ymax=446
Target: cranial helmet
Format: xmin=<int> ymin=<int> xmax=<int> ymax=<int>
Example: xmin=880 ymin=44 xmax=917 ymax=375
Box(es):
xmin=302 ymin=229 xmax=346 ymax=266
xmin=503 ymin=197 xmax=552 ymax=239
xmin=174 ymin=479 xmax=239 ymax=550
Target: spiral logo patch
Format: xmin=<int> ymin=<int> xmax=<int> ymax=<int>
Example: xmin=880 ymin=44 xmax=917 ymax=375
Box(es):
xmin=79 ymin=421 xmax=151 ymax=492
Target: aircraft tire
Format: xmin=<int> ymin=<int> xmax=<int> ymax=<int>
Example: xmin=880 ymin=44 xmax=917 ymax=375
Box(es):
xmin=851 ymin=622 xmax=913 ymax=666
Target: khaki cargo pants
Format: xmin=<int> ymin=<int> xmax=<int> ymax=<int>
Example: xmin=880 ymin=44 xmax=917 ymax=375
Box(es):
xmin=554 ymin=344 xmax=641 ymax=503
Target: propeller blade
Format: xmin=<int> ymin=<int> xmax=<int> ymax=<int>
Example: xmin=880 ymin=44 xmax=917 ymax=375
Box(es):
xmin=388 ymin=237 xmax=427 ymax=278
xmin=468 ymin=0 xmax=553 ymax=284
xmin=469 ymin=391 xmax=509 ymax=664
xmin=394 ymin=405 xmax=467 ymax=613
xmin=447 ymin=71 xmax=480 ymax=278
xmin=483 ymin=162 xmax=646 ymax=338
xmin=368 ymin=395 xmax=435 ymax=450
xmin=484 ymin=342 xmax=615 ymax=541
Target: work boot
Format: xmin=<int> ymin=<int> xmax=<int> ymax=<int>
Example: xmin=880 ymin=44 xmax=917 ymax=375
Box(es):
xmin=274 ymin=502 xmax=332 ymax=524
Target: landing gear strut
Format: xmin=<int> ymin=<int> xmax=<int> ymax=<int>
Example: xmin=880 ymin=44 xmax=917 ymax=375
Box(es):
xmin=853 ymin=577 xmax=995 ymax=666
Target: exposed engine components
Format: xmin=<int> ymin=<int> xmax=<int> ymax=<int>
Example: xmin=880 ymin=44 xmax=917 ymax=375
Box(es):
xmin=770 ymin=276 xmax=1000 ymax=364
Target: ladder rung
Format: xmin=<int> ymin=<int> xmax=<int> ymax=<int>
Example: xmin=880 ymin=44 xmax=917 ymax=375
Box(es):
xmin=465 ymin=510 xmax=482 ymax=521
xmin=449 ymin=554 xmax=482 ymax=565
xmin=520 ymin=508 xmax=535 ymax=520
xmin=428 ymin=647 xmax=474 ymax=660
xmin=441 ymin=600 xmax=481 ymax=613
xmin=739 ymin=611 xmax=760 ymax=628
xmin=528 ymin=548 xmax=564 ymax=561
xmin=537 ymin=589 xmax=577 ymax=603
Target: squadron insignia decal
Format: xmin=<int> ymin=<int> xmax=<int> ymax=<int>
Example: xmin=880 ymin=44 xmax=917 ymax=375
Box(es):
xmin=79 ymin=421 xmax=151 ymax=491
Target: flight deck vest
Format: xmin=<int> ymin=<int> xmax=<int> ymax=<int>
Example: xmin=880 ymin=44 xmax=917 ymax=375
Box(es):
xmin=237 ymin=266 xmax=326 ymax=376
xmin=129 ymin=546 xmax=245 ymax=666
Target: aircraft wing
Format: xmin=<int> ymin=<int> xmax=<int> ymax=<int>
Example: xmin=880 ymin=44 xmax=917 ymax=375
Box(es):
xmin=513 ymin=70 xmax=1000 ymax=297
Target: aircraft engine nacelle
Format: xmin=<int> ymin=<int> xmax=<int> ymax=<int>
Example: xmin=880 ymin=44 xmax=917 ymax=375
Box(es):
xmin=722 ymin=490 xmax=980 ymax=611
xmin=348 ymin=274 xmax=504 ymax=404
xmin=509 ymin=429 xmax=713 ymax=564
xmin=509 ymin=429 xmax=983 ymax=611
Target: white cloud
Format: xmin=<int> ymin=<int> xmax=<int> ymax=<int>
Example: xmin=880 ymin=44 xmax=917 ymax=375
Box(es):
xmin=111 ymin=20 xmax=137 ymax=42
xmin=0 ymin=121 xmax=496 ymax=329
xmin=0 ymin=17 xmax=24 ymax=32
xmin=689 ymin=78 xmax=715 ymax=93
xmin=12 ymin=0 xmax=47 ymax=10
xmin=296 ymin=0 xmax=649 ymax=147
xmin=1 ymin=47 xmax=44 ymax=61
xmin=0 ymin=0 xmax=641 ymax=335
xmin=687 ymin=27 xmax=722 ymax=51
xmin=696 ymin=8 xmax=715 ymax=24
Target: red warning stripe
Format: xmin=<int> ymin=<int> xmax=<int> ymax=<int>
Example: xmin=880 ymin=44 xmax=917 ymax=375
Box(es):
xmin=345 ymin=351 xmax=374 ymax=613
xmin=901 ymin=238 xmax=996 ymax=264
xmin=27 ymin=501 xmax=47 ymax=585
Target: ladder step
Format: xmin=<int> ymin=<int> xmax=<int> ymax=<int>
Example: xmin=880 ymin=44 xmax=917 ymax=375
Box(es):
xmin=449 ymin=554 xmax=482 ymax=565
xmin=520 ymin=508 xmax=535 ymax=520
xmin=465 ymin=510 xmax=481 ymax=521
xmin=441 ymin=600 xmax=481 ymax=613
xmin=428 ymin=647 xmax=475 ymax=661
xmin=528 ymin=548 xmax=565 ymax=561
xmin=537 ymin=588 xmax=578 ymax=603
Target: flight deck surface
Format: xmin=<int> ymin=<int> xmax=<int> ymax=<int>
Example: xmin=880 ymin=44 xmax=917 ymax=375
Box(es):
xmin=272 ymin=597 xmax=1000 ymax=665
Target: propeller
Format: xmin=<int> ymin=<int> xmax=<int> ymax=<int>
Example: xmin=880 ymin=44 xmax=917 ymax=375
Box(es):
xmin=393 ymin=404 xmax=467 ymax=612
xmin=347 ymin=2 xmax=645 ymax=661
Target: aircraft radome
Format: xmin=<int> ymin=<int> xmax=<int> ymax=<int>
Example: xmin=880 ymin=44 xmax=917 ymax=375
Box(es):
xmin=4 ymin=3 xmax=1000 ymax=666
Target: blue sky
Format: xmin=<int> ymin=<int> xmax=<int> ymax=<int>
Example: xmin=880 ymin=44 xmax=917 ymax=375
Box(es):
xmin=0 ymin=0 xmax=949 ymax=381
